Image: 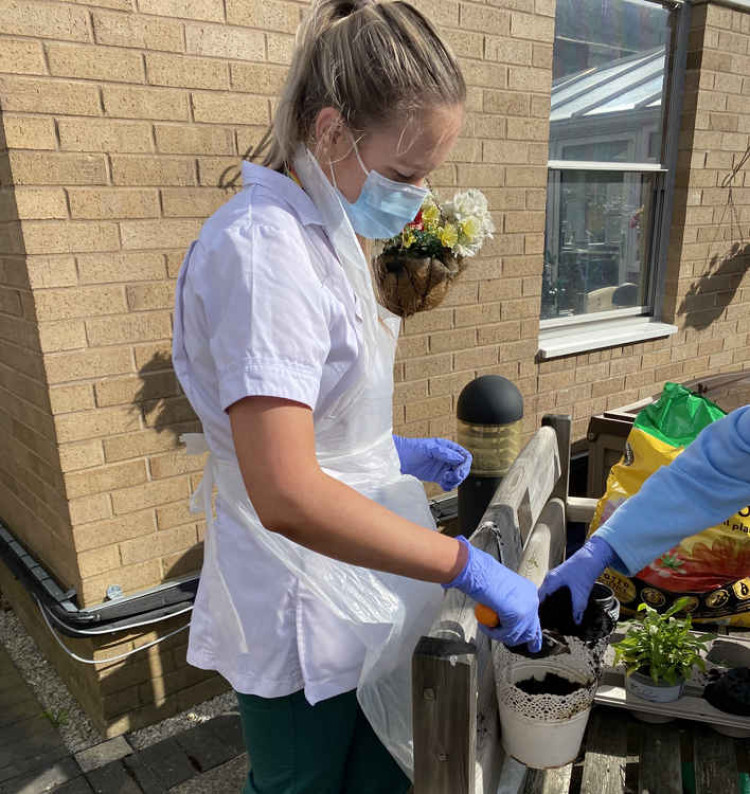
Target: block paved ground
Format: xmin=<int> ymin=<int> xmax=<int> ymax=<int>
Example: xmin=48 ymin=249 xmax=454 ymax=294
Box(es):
xmin=0 ymin=645 xmax=249 ymax=793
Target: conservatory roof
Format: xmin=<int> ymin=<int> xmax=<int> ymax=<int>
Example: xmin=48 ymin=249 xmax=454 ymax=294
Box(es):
xmin=550 ymin=47 xmax=665 ymax=123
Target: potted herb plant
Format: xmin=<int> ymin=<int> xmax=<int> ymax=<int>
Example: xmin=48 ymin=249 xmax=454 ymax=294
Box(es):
xmin=613 ymin=597 xmax=714 ymax=703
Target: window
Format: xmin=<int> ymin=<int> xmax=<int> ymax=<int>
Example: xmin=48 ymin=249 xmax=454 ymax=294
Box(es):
xmin=540 ymin=0 xmax=687 ymax=356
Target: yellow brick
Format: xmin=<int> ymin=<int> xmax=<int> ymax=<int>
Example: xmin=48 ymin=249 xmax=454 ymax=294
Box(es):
xmin=103 ymin=86 xmax=189 ymax=121
xmin=13 ymin=188 xmax=68 ymax=220
xmin=266 ymin=32 xmax=295 ymax=65
xmin=508 ymin=66 xmax=551 ymax=93
xmin=68 ymin=189 xmax=160 ymax=220
xmin=1 ymin=114 xmax=56 ymax=150
xmin=111 ymin=156 xmax=197 ymax=187
xmin=442 ymin=29 xmax=484 ymax=59
xmin=86 ymin=313 xmax=172 ymax=346
xmin=227 ymin=0 xmax=300 ymax=31
xmin=156 ymin=500 xmax=195 ymax=530
xmin=460 ymin=4 xmax=510 ymax=34
xmin=405 ymin=395 xmax=451 ymax=424
xmin=120 ymin=219 xmax=202 ymax=250
xmin=36 ymin=286 xmax=127 ymax=322
xmin=138 ymin=0 xmax=224 ymax=21
xmin=146 ymin=52 xmax=229 ymax=90
xmin=126 ymin=282 xmax=175 ymax=310
xmin=80 ymin=560 xmax=162 ymax=604
xmin=104 ymin=428 xmax=182 ymax=463
xmin=483 ymin=139 xmax=529 ymax=164
xmin=95 ymin=370 xmax=179 ymax=407
xmin=44 ymin=347 xmax=133 ymax=384
xmin=430 ymin=327 xmax=476 ymax=354
xmin=47 ymin=42 xmax=144 ymax=84
xmin=56 ymin=406 xmax=140 ymax=443
xmin=74 ymin=509 xmax=156 ymax=552
xmin=155 ymin=124 xmax=234 ymax=155
xmin=111 ymin=477 xmax=190 ymax=515
xmin=510 ymin=11 xmax=554 ymax=41
xmin=230 ymin=62 xmax=288 ymax=94
xmin=59 ymin=119 xmax=153 ymax=154
xmin=185 ymin=22 xmax=265 ymax=60
xmin=0 ymin=2 xmax=90 ymax=41
xmin=69 ymin=493 xmax=112 ymax=525
xmin=23 ymin=255 xmax=76 ymax=289
xmin=8 ymin=151 xmax=108 ymax=185
xmin=0 ymin=37 xmax=46 ymax=74
xmin=133 ymin=341 xmax=172 ymax=370
xmin=66 ymin=460 xmax=148 ymax=500
xmin=59 ymin=439 xmax=106 ymax=473
xmin=160 ymin=187 xmax=229 ymax=218
xmin=456 ymin=163 xmax=506 ymax=186
xmin=149 ymin=451 xmax=206 ymax=479
xmin=142 ymin=396 xmax=196 ymax=429
xmin=507 ymin=118 xmax=549 ymax=141
xmin=163 ymin=544 xmax=204 ymax=580
xmin=38 ymin=320 xmax=87 ymax=353
xmin=0 ymin=74 xmax=101 ymax=117
xmin=21 ymin=221 xmax=119 ymax=256
xmin=409 ymin=0 xmax=459 ymax=26
xmin=120 ymin=525 xmax=197 ymax=565
xmin=191 ymin=92 xmax=269 ymax=125
xmin=77 ymin=252 xmax=166 ymax=284
xmin=92 ymin=10 xmax=184 ymax=52
xmin=484 ymin=89 xmax=529 ymax=116
xmin=197 ymin=156 xmax=244 ymax=188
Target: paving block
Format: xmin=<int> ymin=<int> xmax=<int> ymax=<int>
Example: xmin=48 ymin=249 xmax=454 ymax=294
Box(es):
xmin=0 ymin=757 xmax=81 ymax=794
xmin=55 ymin=777 xmax=95 ymax=793
xmin=205 ymin=715 xmax=245 ymax=757
xmin=75 ymin=736 xmax=132 ymax=773
xmin=122 ymin=755 xmax=165 ymax=794
xmin=137 ymin=738 xmax=196 ymax=789
xmin=167 ymin=755 xmax=249 ymax=794
xmin=175 ymin=723 xmax=235 ymax=773
xmin=0 ymin=698 xmax=39 ymax=729
xmin=86 ymin=760 xmax=142 ymax=794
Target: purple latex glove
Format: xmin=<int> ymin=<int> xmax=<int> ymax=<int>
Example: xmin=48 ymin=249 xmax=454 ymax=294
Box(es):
xmin=444 ymin=536 xmax=542 ymax=651
xmin=393 ymin=435 xmax=472 ymax=492
xmin=538 ymin=536 xmax=620 ymax=625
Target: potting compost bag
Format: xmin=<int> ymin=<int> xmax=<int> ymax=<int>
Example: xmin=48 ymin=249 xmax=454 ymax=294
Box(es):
xmin=589 ymin=381 xmax=750 ymax=626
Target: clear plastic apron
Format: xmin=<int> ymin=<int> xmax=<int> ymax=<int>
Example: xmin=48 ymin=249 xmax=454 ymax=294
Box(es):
xmin=174 ymin=148 xmax=443 ymax=777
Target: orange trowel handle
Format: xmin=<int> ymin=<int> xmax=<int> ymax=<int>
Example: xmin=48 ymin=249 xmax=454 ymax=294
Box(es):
xmin=474 ymin=603 xmax=500 ymax=628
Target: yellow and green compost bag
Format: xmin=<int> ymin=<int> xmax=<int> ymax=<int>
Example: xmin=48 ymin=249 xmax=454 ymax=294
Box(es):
xmin=590 ymin=382 xmax=750 ymax=626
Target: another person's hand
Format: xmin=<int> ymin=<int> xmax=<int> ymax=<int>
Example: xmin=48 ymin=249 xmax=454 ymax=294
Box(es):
xmin=538 ymin=536 xmax=619 ymax=624
xmin=444 ymin=536 xmax=542 ymax=651
xmin=393 ymin=435 xmax=472 ymax=491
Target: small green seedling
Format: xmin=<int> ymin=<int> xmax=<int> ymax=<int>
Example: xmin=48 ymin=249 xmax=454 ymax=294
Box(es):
xmin=43 ymin=708 xmax=69 ymax=728
xmin=613 ymin=597 xmax=715 ymax=686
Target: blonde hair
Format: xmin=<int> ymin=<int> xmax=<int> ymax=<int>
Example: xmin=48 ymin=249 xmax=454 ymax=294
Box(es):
xmin=251 ymin=0 xmax=466 ymax=170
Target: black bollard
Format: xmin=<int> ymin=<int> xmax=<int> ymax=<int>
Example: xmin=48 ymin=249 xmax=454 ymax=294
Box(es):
xmin=457 ymin=375 xmax=524 ymax=536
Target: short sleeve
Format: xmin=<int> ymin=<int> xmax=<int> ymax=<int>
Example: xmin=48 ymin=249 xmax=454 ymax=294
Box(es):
xmin=199 ymin=221 xmax=332 ymax=411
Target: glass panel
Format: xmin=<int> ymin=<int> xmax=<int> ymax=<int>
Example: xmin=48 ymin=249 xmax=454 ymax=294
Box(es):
xmin=550 ymin=0 xmax=671 ymax=164
xmin=542 ymin=170 xmax=656 ymax=321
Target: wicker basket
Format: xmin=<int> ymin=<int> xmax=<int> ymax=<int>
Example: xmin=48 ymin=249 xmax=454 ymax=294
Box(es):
xmin=373 ymin=250 xmax=467 ymax=317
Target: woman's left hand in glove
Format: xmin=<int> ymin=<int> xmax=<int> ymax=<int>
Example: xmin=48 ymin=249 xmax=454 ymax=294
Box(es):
xmin=393 ymin=435 xmax=472 ymax=491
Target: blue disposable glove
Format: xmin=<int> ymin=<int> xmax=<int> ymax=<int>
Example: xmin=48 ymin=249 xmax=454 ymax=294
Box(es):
xmin=444 ymin=536 xmax=542 ymax=651
xmin=393 ymin=435 xmax=472 ymax=491
xmin=538 ymin=536 xmax=621 ymax=625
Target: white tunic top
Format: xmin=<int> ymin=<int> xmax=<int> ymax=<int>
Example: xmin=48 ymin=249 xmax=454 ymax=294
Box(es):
xmin=174 ymin=163 xmax=371 ymax=700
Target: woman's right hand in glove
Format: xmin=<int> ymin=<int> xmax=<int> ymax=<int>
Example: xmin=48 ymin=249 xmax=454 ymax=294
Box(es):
xmin=444 ymin=536 xmax=542 ymax=652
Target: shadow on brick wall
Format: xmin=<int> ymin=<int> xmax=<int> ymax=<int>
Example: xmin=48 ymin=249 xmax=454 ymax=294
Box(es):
xmin=679 ymin=241 xmax=750 ymax=331
xmin=133 ymin=351 xmax=200 ymax=442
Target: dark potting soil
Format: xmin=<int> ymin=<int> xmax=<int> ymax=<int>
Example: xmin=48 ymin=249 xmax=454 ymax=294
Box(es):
xmin=538 ymin=586 xmax=613 ymax=644
xmin=704 ymin=667 xmax=750 ymax=716
xmin=516 ymin=673 xmax=582 ymax=697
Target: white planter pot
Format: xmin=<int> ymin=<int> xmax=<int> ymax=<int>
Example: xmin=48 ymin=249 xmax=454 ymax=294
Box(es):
xmin=498 ymin=658 xmax=595 ymax=770
xmin=625 ymin=670 xmax=685 ymax=703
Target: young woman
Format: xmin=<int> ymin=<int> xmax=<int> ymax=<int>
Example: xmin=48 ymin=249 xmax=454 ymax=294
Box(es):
xmin=173 ymin=1 xmax=541 ymax=791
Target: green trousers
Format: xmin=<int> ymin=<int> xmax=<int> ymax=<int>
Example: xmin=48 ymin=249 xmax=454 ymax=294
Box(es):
xmin=235 ymin=688 xmax=411 ymax=794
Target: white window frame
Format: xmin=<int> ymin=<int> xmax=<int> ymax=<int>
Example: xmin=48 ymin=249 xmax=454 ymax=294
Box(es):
xmin=538 ymin=0 xmax=690 ymax=359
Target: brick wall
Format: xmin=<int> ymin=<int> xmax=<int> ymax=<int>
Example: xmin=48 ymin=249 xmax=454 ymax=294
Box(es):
xmin=0 ymin=0 xmax=748 ymax=734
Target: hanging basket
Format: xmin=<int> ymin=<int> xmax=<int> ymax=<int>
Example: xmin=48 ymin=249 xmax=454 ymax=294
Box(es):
xmin=373 ymin=250 xmax=467 ymax=318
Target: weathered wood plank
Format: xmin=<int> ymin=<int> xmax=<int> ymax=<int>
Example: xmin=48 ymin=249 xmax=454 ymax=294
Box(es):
xmin=565 ymin=497 xmax=598 ymax=525
xmin=412 ymin=638 xmax=476 ymax=794
xmin=542 ymin=415 xmax=571 ymax=503
xmin=580 ymin=708 xmax=628 ymax=794
xmin=693 ymin=726 xmax=739 ymax=794
xmin=638 ymin=723 xmax=682 ymax=794
xmin=523 ymin=765 xmax=573 ymax=794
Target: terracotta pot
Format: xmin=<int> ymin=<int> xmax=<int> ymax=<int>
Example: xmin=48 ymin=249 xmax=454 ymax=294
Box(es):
xmin=373 ymin=251 xmax=466 ymax=317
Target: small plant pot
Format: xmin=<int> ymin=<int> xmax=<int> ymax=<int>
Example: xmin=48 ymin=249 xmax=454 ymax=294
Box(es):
xmin=625 ymin=670 xmax=685 ymax=703
xmin=591 ymin=582 xmax=620 ymax=624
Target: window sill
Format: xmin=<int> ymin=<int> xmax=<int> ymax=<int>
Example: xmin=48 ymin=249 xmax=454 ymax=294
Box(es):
xmin=537 ymin=317 xmax=678 ymax=360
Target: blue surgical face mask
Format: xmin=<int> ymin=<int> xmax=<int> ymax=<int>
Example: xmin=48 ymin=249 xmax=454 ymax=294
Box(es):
xmin=331 ymin=137 xmax=429 ymax=240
